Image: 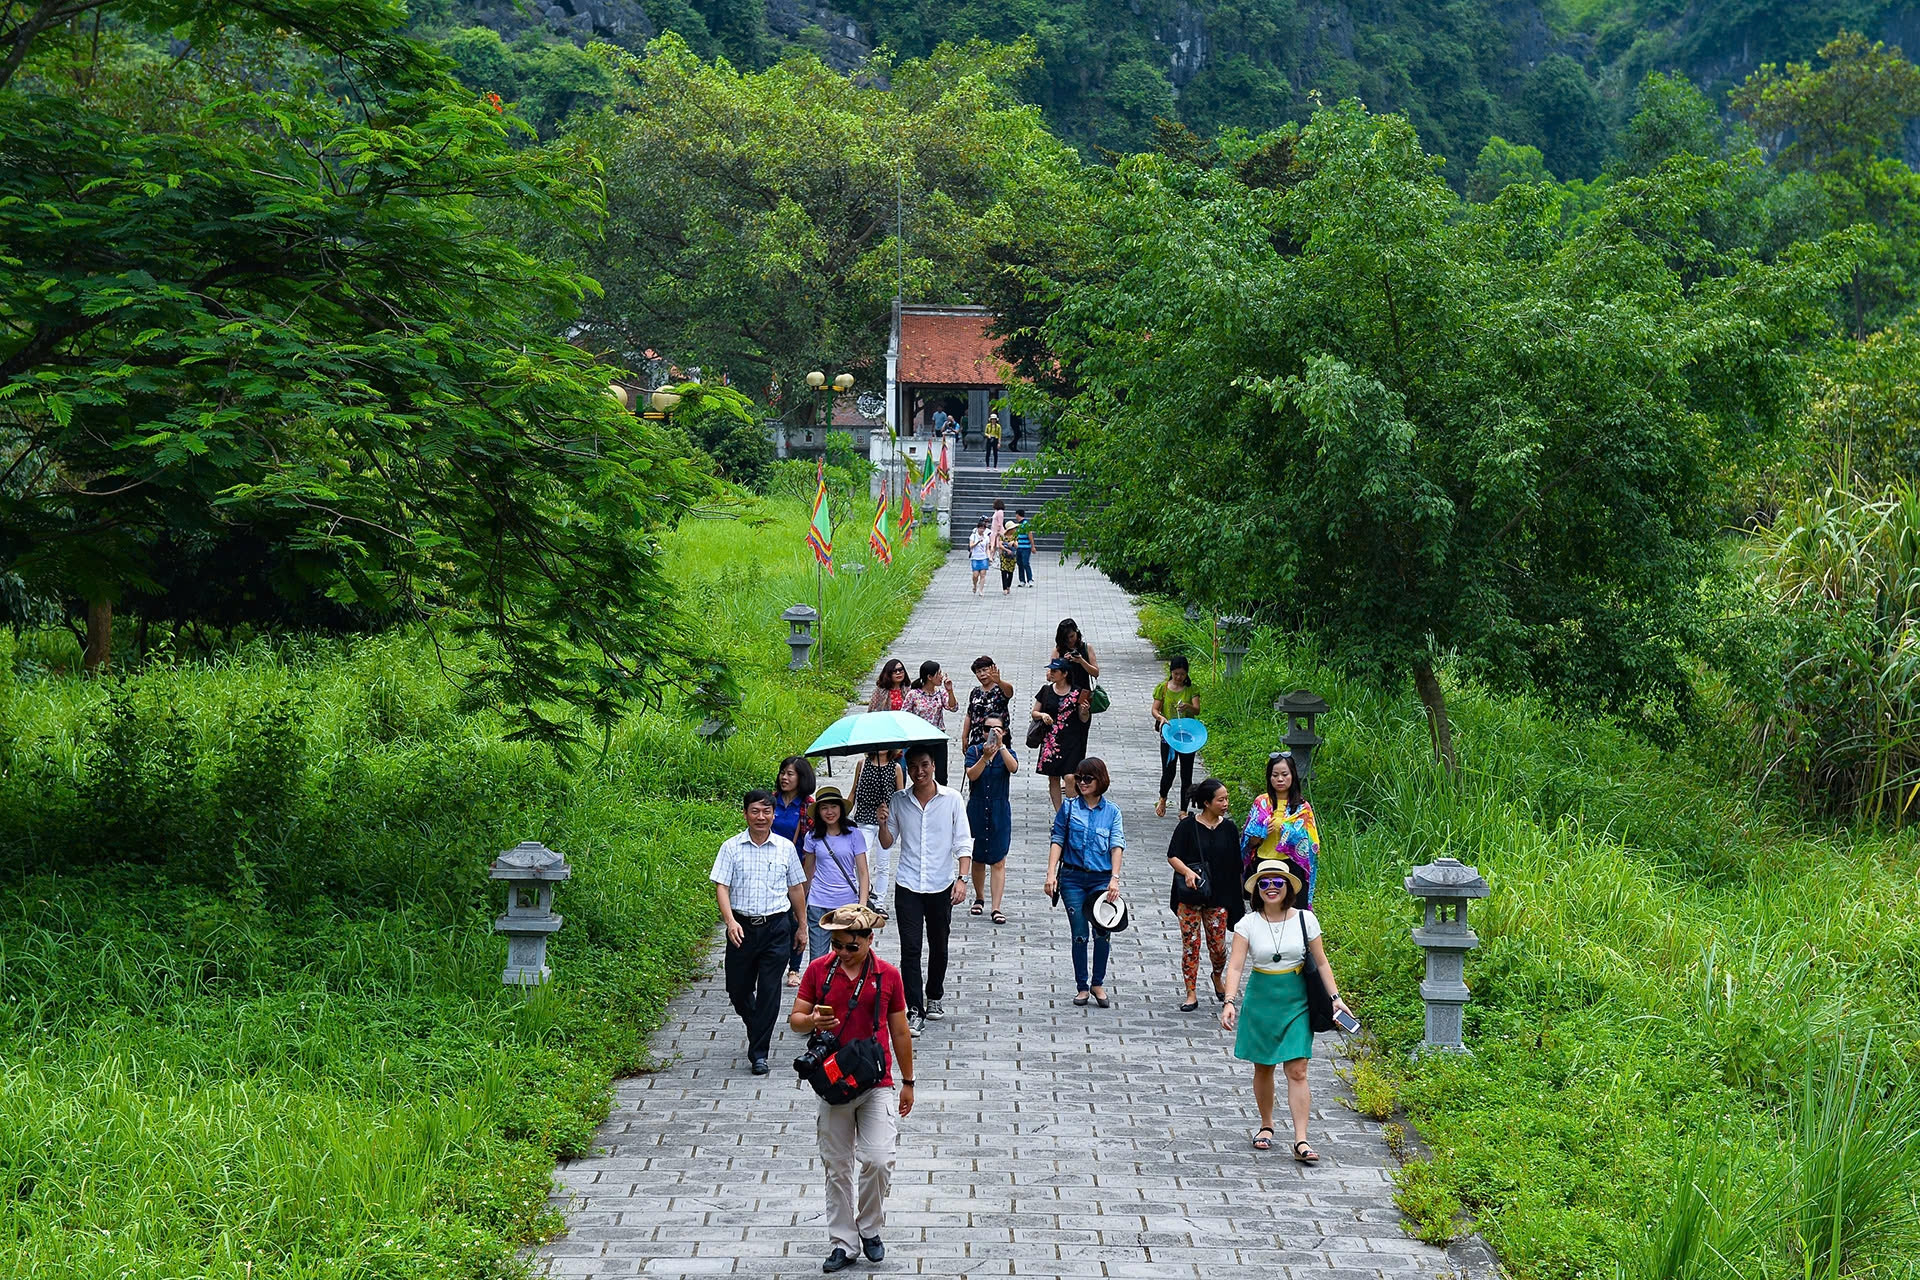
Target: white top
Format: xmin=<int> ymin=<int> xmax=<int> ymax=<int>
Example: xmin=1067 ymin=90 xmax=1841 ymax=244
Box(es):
xmin=887 ymin=784 xmax=973 ymax=893
xmin=969 ymin=529 xmax=990 ymax=558
xmin=709 ymin=831 xmax=806 ymax=917
xmin=1234 ymin=909 xmax=1321 ymax=973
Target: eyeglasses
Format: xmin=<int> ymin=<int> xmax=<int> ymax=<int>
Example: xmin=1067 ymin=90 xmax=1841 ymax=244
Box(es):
xmin=1268 ymin=750 xmax=1294 ymax=761
xmin=829 ymin=936 xmax=871 ymax=952
xmin=1255 ymin=877 xmax=1291 ymax=891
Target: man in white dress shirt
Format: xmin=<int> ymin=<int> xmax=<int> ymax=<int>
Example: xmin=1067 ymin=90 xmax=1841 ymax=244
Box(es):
xmin=877 ymin=746 xmax=971 ymax=1034
xmin=711 ymin=789 xmax=808 ymax=1074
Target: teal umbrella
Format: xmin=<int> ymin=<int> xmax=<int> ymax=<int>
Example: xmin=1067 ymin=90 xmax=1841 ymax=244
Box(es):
xmin=1161 ymin=717 xmax=1208 ymax=754
xmin=805 ymin=711 xmax=947 ymax=758
xmin=805 ymin=709 xmax=949 ymax=783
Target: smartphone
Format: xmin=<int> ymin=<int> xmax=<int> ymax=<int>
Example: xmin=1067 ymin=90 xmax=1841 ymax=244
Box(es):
xmin=1332 ymin=1008 xmax=1361 ymax=1035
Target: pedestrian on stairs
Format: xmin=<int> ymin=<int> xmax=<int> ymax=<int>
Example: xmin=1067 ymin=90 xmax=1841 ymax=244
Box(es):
xmin=984 ymin=412 xmax=1003 ymax=468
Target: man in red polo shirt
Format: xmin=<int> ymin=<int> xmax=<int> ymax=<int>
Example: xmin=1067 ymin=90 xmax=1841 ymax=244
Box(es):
xmin=789 ymin=904 xmax=914 ymax=1273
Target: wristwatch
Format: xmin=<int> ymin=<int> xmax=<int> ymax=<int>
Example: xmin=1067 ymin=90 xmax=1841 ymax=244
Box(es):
xmin=902 ymin=1078 xmax=915 ymax=1086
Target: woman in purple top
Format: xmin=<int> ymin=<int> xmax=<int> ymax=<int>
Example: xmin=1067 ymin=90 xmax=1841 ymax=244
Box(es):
xmin=800 ymin=786 xmax=871 ymax=963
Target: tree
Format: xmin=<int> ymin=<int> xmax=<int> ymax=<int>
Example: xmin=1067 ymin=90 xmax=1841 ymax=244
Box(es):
xmin=1619 ymin=72 xmax=1721 ymax=176
xmin=1522 ymin=54 xmax=1609 ymax=180
xmin=544 ymin=34 xmax=1071 ymax=422
xmin=1733 ymin=30 xmax=1920 ymax=336
xmin=1 ymin=0 xmax=713 ymax=746
xmin=1466 ymin=135 xmax=1550 ymax=202
xmin=1023 ymin=102 xmax=1848 ymax=767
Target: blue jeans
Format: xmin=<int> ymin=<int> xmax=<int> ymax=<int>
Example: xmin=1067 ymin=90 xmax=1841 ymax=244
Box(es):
xmin=1016 ymin=547 xmax=1033 ymax=583
xmin=1058 ymin=865 xmax=1112 ymax=990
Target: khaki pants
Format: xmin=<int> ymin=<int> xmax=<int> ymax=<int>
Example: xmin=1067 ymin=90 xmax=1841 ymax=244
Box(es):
xmin=817 ymin=1087 xmax=898 ymax=1250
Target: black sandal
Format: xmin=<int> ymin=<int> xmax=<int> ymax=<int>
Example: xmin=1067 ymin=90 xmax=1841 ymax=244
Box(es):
xmin=991 ymin=910 xmax=1006 ymax=925
xmin=1212 ymin=978 xmax=1227 ymax=1003
xmin=970 ymin=899 xmax=985 ymax=916
xmin=1252 ymin=1127 xmax=1274 ymax=1150
xmin=1292 ymin=1140 xmax=1320 ymax=1164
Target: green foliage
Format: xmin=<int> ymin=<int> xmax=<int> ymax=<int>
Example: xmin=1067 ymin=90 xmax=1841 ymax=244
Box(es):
xmin=1467 ymin=135 xmax=1551 ymax=202
xmin=0 ymin=0 xmax=715 ymax=749
xmin=1138 ymin=601 xmax=1920 ymax=1280
xmin=437 ymin=24 xmax=618 ymax=135
xmin=666 ymin=382 xmax=776 ymax=487
xmin=1738 ymin=480 xmax=1920 ymax=824
xmin=1019 ymin=100 xmax=1850 ymax=762
xmin=1393 ymin=1160 xmax=1464 ymax=1246
xmin=540 ymin=34 xmax=1073 ymax=420
xmin=0 ymin=497 xmax=942 ymax=1278
xmin=1522 ymin=54 xmax=1611 ymax=179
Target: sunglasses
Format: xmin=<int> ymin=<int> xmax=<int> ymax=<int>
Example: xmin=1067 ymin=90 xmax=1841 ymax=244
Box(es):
xmin=1075 ymin=775 xmax=1098 ymax=784
xmin=829 ymin=936 xmax=871 ymax=952
xmin=1268 ymin=750 xmax=1294 ymax=761
xmin=1256 ymin=877 xmax=1291 ymax=891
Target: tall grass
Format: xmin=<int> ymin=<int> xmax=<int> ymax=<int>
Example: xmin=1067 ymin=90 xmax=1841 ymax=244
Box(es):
xmin=1137 ymin=601 xmax=1920 ymax=1280
xmin=0 ymin=494 xmax=943 ymax=1279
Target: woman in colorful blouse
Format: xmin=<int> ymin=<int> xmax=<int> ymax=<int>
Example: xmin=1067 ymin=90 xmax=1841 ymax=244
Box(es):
xmin=868 ymin=658 xmax=910 ymax=711
xmin=773 ymin=754 xmax=816 ymax=985
xmin=1241 ymin=751 xmax=1319 ymax=907
xmin=900 ymin=660 xmax=957 ymax=728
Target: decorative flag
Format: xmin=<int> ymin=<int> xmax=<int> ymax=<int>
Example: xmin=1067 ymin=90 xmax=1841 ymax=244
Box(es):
xmin=916 ymin=449 xmax=938 ymax=500
xmin=807 ymin=457 xmax=833 ymax=572
xmin=937 ymin=442 xmax=951 ymax=482
xmin=899 ymin=485 xmax=916 ymax=544
xmin=869 ymin=483 xmax=893 ymax=566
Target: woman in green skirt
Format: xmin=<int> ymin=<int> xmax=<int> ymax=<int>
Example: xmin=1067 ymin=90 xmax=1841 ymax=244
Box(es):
xmin=1219 ymin=858 xmax=1354 ymax=1161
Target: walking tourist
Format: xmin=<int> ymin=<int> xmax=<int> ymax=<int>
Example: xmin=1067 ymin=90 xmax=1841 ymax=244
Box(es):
xmin=801 ymin=786 xmax=871 ymax=963
xmin=710 ymin=790 xmax=808 ymax=1075
xmin=1166 ymin=778 xmax=1242 ymax=1011
xmin=998 ymin=536 xmax=1016 ymax=595
xmin=851 ymin=748 xmax=904 ymax=916
xmin=901 ymin=660 xmax=956 ymax=729
xmin=963 ymin=715 xmax=1017 ymax=924
xmin=1043 ymin=756 xmax=1125 ymax=1008
xmin=877 ymin=746 xmax=972 ymax=1034
xmin=1220 ymin=858 xmax=1353 ymax=1160
xmin=960 ymin=655 xmax=1013 ymax=748
xmin=773 ymin=755 xmax=816 ymax=985
xmin=868 ymin=658 xmax=910 ymax=712
xmin=1013 ymin=509 xmax=1034 ymax=587
xmin=1242 ymin=750 xmax=1321 ymax=907
xmin=1033 ymin=658 xmax=1092 ymax=810
xmin=983 ymin=411 xmax=1003 ymax=468
xmin=968 ymin=518 xmax=992 ymax=594
xmin=1152 ymin=656 xmax=1202 ymax=818
xmin=990 ymin=499 xmax=1007 ymax=559
xmin=1052 ymin=618 xmax=1099 ymax=690
xmin=789 ymin=904 xmax=914 ymax=1273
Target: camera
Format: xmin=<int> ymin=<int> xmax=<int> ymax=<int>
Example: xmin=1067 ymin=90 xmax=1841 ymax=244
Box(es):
xmin=793 ymin=1031 xmax=841 ymax=1078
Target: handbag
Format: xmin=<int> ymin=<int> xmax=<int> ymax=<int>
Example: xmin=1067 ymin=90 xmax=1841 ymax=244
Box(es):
xmin=795 ymin=960 xmax=889 ymax=1104
xmin=1295 ymin=914 xmax=1336 ymax=1034
xmin=1025 ymin=717 xmax=1049 ymax=748
xmin=1089 ymin=683 xmax=1111 ymax=714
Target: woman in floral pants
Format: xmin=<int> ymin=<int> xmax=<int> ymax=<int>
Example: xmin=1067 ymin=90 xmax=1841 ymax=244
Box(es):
xmin=1164 ymin=778 xmax=1244 ymax=1011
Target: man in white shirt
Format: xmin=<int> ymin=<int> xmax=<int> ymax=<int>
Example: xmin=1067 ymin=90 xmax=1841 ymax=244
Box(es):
xmin=877 ymin=746 xmax=972 ymax=1034
xmin=711 ymin=789 xmax=808 ymax=1074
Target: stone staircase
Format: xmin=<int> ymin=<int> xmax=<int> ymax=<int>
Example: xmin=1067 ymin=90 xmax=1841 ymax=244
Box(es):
xmin=949 ymin=457 xmax=1073 ymax=551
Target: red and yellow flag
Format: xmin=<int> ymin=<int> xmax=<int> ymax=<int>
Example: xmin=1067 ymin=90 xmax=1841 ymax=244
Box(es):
xmin=937 ymin=442 xmax=951 ymax=482
xmin=899 ymin=485 xmax=916 ymax=544
xmin=869 ymin=483 xmax=893 ymax=566
xmin=806 ymin=457 xmax=833 ymax=572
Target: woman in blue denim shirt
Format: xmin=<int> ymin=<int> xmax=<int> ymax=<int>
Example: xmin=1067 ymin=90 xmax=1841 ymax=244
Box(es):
xmin=1042 ymin=756 xmax=1126 ymax=1007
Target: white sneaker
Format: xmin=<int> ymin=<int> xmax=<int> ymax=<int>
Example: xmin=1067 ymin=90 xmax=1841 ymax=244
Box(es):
xmin=926 ymin=999 xmax=946 ymax=1020
xmin=906 ymin=1010 xmax=925 ymax=1036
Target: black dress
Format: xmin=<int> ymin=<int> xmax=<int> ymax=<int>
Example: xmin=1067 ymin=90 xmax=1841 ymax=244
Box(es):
xmin=1057 ymin=641 xmax=1093 ymax=690
xmin=1033 ymin=685 xmax=1090 ymax=777
xmin=1166 ymin=815 xmax=1244 ymax=926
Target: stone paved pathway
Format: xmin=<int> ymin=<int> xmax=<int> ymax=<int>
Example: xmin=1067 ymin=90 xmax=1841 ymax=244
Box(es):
xmin=534 ymin=553 xmax=1462 ymax=1278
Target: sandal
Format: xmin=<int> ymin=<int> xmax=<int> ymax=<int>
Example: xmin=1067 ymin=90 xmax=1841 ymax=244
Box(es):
xmin=991 ymin=910 xmax=1007 ymax=925
xmin=1292 ymin=1140 xmax=1320 ymax=1164
xmin=1073 ymin=990 xmax=1091 ymax=1006
xmin=1252 ymin=1127 xmax=1274 ymax=1150
xmin=1155 ymin=796 xmax=1167 ymax=818
xmin=969 ymin=899 xmax=985 ymax=916
xmin=1212 ymin=977 xmax=1227 ymax=1003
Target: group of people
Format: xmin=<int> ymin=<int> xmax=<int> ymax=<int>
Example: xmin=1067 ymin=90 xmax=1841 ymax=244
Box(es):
xmin=706 ymin=617 xmax=1354 ymax=1272
xmin=967 ymin=499 xmax=1036 ymax=595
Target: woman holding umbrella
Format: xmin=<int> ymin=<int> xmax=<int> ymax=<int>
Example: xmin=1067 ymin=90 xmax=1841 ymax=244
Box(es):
xmin=1152 ymin=656 xmax=1201 ymax=819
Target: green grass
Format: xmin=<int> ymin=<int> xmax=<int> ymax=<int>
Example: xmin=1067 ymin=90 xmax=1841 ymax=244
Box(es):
xmin=1137 ymin=602 xmax=1920 ymax=1280
xmin=0 ymin=492 xmax=943 ymax=1280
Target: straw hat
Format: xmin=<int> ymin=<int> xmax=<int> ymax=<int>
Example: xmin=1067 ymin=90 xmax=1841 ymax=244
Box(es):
xmin=806 ymin=785 xmax=847 ymax=822
xmin=1244 ymin=858 xmax=1302 ymax=897
xmin=818 ymin=903 xmax=885 ymax=932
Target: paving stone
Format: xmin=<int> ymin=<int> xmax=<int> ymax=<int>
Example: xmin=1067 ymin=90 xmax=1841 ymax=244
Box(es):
xmin=534 ymin=553 xmax=1455 ymax=1278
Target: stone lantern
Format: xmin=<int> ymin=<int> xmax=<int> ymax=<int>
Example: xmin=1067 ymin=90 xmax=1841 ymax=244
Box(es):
xmin=1274 ymin=689 xmax=1330 ymax=794
xmin=1218 ymin=615 xmax=1253 ymax=679
xmin=1405 ymin=856 xmax=1489 ymax=1052
xmin=782 ymin=604 xmax=819 ymax=670
xmin=490 ymin=841 xmax=573 ymax=986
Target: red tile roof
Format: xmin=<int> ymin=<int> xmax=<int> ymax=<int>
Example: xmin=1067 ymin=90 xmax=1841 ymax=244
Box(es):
xmin=899 ymin=310 xmax=1010 ymax=387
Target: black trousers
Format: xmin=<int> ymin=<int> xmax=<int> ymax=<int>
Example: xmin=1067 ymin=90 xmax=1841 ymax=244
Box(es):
xmin=893 ymin=887 xmax=952 ymax=1012
xmin=724 ymin=910 xmax=793 ymax=1060
xmin=1159 ymin=739 xmax=1195 ymax=811
xmin=984 ymin=437 xmax=999 ymax=466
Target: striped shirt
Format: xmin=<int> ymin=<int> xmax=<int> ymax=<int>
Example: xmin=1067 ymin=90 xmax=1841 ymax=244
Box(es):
xmin=709 ymin=831 xmax=806 ymax=917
